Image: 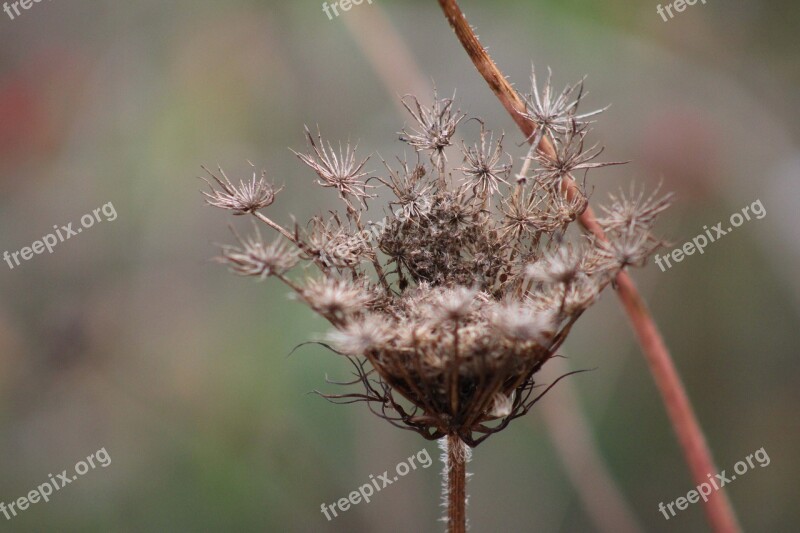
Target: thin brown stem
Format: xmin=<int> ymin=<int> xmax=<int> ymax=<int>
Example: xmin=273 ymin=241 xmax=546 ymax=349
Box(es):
xmin=252 ymin=211 xmax=296 ymax=243
xmin=436 ymin=154 xmax=447 ymax=191
xmin=252 ymin=211 xmax=331 ymax=272
xmin=446 ymin=434 xmax=467 ymax=533
xmin=436 ymin=1 xmax=740 ymax=532
xmin=275 ymin=272 xmax=303 ymax=295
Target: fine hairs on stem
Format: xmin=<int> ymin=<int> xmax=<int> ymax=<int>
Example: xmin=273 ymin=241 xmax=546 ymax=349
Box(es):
xmin=436 ymin=0 xmax=739 ymax=531
xmin=440 ymin=435 xmax=471 ymax=533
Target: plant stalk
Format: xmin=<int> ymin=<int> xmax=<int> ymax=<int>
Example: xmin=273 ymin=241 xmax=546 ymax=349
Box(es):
xmin=446 ymin=434 xmax=467 ymax=533
xmin=436 ymin=1 xmax=740 ymax=531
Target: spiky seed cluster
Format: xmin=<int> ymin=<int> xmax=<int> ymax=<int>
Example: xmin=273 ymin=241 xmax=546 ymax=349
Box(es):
xmin=217 ymin=225 xmax=299 ymax=279
xmin=379 ymin=158 xmax=433 ymax=221
xmin=400 ymin=90 xmax=465 ymax=166
xmin=202 ymin=70 xmax=671 ymax=447
xmin=292 ymin=127 xmax=374 ymax=209
xmin=457 ymin=120 xmax=512 ymax=197
xmin=201 ymin=166 xmax=280 ymax=215
xmin=520 ymin=66 xmax=607 ymax=150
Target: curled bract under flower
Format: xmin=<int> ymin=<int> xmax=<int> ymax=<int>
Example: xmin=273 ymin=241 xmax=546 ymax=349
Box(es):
xmin=203 ymin=77 xmax=671 ymax=447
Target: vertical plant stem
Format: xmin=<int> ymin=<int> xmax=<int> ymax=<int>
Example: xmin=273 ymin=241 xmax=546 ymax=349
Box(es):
xmin=436 ymin=1 xmax=740 ymax=532
xmin=446 ymin=434 xmax=467 ymax=533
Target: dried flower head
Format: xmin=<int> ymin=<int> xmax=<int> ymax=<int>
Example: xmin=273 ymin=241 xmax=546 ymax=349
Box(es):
xmin=292 ymin=127 xmax=374 ymax=208
xmin=201 ymin=165 xmax=279 ymax=215
xmin=525 ymin=242 xmax=586 ymax=284
xmin=457 ymin=120 xmax=512 ymax=198
xmin=597 ymin=183 xmax=674 ymax=234
xmin=216 ymin=224 xmax=299 ymax=279
xmin=328 ymin=314 xmax=393 ymax=355
xmin=520 ymin=66 xmax=607 ymax=149
xmin=204 ymin=78 xmax=670 ymax=447
xmin=429 ymin=286 xmax=478 ymax=324
xmin=301 ymin=277 xmax=374 ymax=325
xmin=379 ymin=157 xmax=434 ymax=221
xmin=532 ymin=123 xmax=625 ymax=191
xmin=490 ymin=301 xmax=555 ymax=344
xmin=498 ymin=190 xmax=551 ymax=239
xmin=596 ymin=226 xmax=660 ymax=270
xmin=400 ymin=90 xmax=465 ymax=164
xmin=305 ymin=215 xmax=373 ymax=269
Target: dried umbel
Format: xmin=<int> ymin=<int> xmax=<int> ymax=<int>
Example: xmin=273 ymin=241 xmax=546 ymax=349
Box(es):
xmin=202 ymin=73 xmax=671 ymax=448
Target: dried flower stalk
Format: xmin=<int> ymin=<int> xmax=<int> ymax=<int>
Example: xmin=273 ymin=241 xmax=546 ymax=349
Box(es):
xmin=441 ymin=435 xmax=471 ymax=533
xmin=202 ymin=78 xmax=669 ymax=529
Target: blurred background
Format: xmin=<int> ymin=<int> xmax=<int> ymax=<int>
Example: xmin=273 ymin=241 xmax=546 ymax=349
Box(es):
xmin=0 ymin=0 xmax=798 ymax=531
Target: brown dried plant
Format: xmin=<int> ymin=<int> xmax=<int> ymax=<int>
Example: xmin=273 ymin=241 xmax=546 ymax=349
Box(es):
xmin=202 ymin=79 xmax=671 ymax=530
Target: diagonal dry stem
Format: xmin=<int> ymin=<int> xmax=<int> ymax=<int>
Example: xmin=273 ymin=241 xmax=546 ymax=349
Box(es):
xmin=436 ymin=1 xmax=740 ymax=531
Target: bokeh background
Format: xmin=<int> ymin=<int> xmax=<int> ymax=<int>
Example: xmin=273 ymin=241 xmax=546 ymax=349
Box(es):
xmin=0 ymin=1 xmax=798 ymax=531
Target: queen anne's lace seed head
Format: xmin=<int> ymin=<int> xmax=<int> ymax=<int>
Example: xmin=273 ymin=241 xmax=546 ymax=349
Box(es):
xmin=328 ymin=314 xmax=393 ymax=355
xmin=306 ymin=216 xmax=372 ymax=269
xmin=532 ymin=124 xmax=625 ymax=192
xmin=217 ymin=225 xmax=299 ymax=279
xmin=490 ymin=301 xmax=555 ymax=344
xmin=399 ymin=90 xmax=465 ymax=164
xmin=302 ymin=277 xmax=374 ymax=324
xmin=201 ymin=166 xmax=279 ymax=215
xmin=520 ymin=66 xmax=607 ymax=149
xmin=457 ymin=121 xmax=512 ymax=198
xmin=205 ymin=79 xmax=671 ymax=447
xmin=380 ymin=158 xmax=434 ymax=221
xmin=596 ymin=227 xmax=660 ymax=270
xmin=525 ymin=243 xmax=586 ymax=284
xmin=292 ymin=127 xmax=374 ymax=208
xmin=430 ymin=286 xmax=478 ymax=324
xmin=597 ymin=183 xmax=674 ymax=234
